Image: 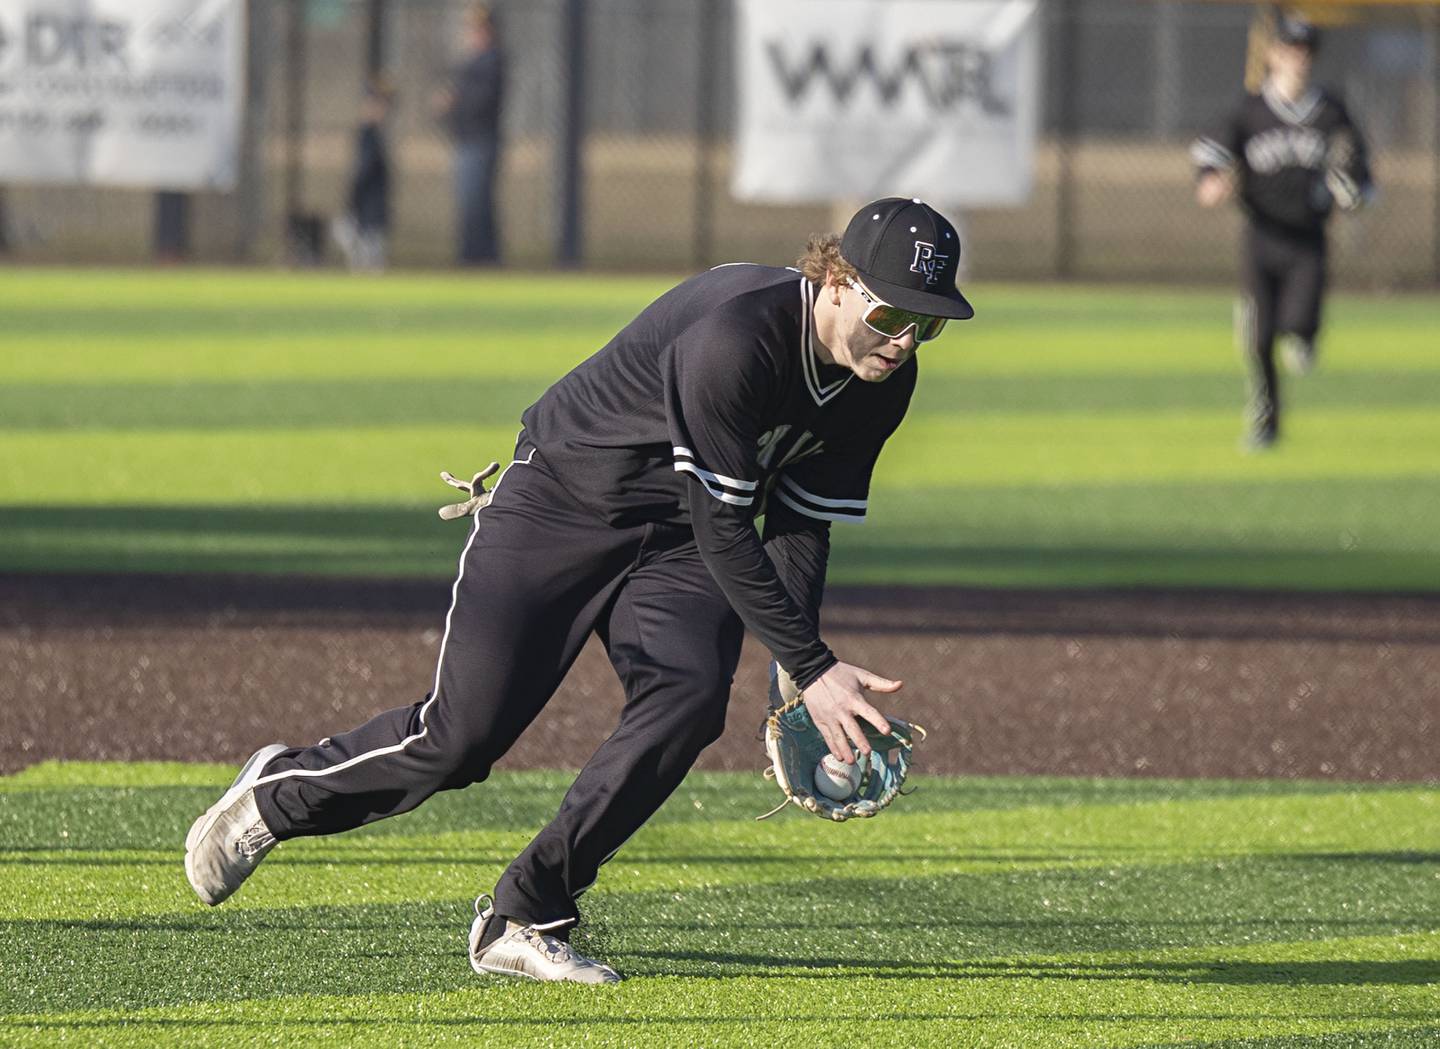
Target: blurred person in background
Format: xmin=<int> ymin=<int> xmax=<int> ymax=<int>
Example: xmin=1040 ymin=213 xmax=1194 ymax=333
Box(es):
xmin=332 ymin=77 xmax=395 ymax=273
xmin=434 ymin=4 xmax=505 ymax=266
xmin=1190 ymin=9 xmax=1372 ymax=452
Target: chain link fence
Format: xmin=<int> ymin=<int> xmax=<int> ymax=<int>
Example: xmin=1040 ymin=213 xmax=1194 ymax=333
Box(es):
xmin=1 ymin=0 xmax=1437 ymax=286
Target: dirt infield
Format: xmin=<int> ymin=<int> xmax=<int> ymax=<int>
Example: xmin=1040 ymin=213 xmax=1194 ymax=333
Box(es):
xmin=2 ymin=572 xmax=1436 ymax=782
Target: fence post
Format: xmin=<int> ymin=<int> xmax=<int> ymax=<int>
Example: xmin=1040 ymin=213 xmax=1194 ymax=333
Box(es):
xmin=154 ymin=192 xmax=191 ymax=261
xmin=1153 ymin=0 xmax=1181 ymax=139
xmin=1432 ymin=4 xmax=1440 ymax=286
xmin=693 ymin=0 xmax=719 ymax=270
xmin=558 ymin=0 xmax=587 ymax=267
xmin=1054 ymin=0 xmax=1078 ymax=278
xmin=233 ymin=0 xmax=268 ymax=261
xmin=282 ymin=0 xmax=310 ymax=260
xmin=364 ymin=0 xmax=388 ymax=80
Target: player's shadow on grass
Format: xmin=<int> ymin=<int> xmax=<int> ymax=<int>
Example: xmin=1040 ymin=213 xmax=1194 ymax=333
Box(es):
xmin=577 ymin=862 xmax=1440 ymax=979
xmin=1282 ymin=851 xmax=1440 ymax=864
xmin=616 ymin=950 xmax=1440 ymax=988
xmin=956 ymin=958 xmax=1440 ymax=987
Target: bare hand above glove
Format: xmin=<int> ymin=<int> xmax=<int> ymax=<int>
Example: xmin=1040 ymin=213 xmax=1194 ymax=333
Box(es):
xmin=801 ymin=660 xmax=903 ymax=764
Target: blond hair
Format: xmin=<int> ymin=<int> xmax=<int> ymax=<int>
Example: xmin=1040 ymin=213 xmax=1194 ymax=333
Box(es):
xmin=795 ymin=233 xmax=858 ymax=286
xmin=1244 ymin=7 xmax=1275 ymax=92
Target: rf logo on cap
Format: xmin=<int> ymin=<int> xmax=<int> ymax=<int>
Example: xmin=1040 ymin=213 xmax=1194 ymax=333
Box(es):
xmin=910 ymin=241 xmax=948 ymax=285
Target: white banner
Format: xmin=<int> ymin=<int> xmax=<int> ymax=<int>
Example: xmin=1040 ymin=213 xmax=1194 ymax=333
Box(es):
xmin=0 ymin=0 xmax=245 ymax=190
xmin=733 ymin=0 xmax=1038 ymax=206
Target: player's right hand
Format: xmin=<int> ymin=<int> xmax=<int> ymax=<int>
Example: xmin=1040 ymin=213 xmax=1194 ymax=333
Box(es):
xmin=802 ymin=662 xmax=902 ymax=764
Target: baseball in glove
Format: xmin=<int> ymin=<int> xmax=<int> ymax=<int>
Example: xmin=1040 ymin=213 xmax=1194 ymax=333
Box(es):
xmin=758 ymin=692 xmax=925 ymax=822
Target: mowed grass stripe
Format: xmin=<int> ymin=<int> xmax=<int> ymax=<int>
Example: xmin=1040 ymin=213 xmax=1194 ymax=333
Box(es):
xmin=1 ymin=765 xmax=1434 ymax=1045
xmin=2 ymin=270 xmax=1438 ymax=589
xmin=5 ymin=969 xmax=1438 ymax=1049
xmin=5 ymin=764 xmax=1426 ymax=848
xmin=2 ymin=468 xmax=1435 ymax=586
xmin=3 ymin=409 xmax=1437 ymax=500
xmin=6 ymin=370 xmax=1440 ymax=431
xmin=0 ymin=273 xmax=1434 ymax=382
xmin=4 ymin=770 xmax=1436 ymax=919
xmin=5 ymin=981 xmax=1436 ymax=1049
xmin=8 ymin=791 xmax=1436 ymax=920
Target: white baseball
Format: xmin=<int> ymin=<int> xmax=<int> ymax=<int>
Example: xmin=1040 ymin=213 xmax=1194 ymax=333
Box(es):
xmin=814 ymin=754 xmax=862 ymax=801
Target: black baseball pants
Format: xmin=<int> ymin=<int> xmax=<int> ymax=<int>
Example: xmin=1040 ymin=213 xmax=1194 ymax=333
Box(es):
xmin=1236 ymin=225 xmax=1327 ymax=437
xmin=252 ymin=440 xmax=744 ymax=927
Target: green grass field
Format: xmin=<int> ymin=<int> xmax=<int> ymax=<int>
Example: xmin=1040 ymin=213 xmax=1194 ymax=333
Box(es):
xmin=2 ymin=270 xmax=1437 ymax=1045
xmin=2 ymin=268 xmax=1438 ymax=588
xmin=0 ymin=762 xmax=1436 ymax=1047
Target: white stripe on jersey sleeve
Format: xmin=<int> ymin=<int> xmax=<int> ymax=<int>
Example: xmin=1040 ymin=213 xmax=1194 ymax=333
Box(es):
xmin=672 ymin=447 xmax=758 ymax=491
xmin=779 ymin=475 xmax=867 ymax=510
xmin=1190 ymin=137 xmax=1235 ymax=170
xmin=673 ymin=447 xmax=757 ymax=507
xmin=676 ymin=462 xmax=755 ymax=506
xmin=775 ymin=488 xmax=865 ymax=524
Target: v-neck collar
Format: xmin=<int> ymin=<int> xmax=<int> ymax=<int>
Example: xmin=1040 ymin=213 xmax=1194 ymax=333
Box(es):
xmin=798 ymin=277 xmax=853 ymax=407
xmin=1262 ymin=81 xmax=1321 ymax=126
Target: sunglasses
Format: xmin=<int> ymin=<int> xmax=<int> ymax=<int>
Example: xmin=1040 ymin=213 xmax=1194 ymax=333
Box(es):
xmin=847 ymin=279 xmax=948 ymax=342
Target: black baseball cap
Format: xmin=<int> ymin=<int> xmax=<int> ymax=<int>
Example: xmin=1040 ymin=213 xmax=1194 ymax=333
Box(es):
xmin=1273 ymin=10 xmax=1319 ymax=50
xmin=841 ymin=197 xmax=974 ymax=320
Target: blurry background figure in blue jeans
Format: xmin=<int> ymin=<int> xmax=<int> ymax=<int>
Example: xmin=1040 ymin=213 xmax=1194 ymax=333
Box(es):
xmin=434 ymin=4 xmax=505 ymax=266
xmin=332 ymin=77 xmax=394 ymax=273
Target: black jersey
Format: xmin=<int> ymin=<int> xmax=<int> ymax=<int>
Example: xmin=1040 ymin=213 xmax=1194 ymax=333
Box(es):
xmin=521 ymin=263 xmax=916 ymax=686
xmin=1191 ymin=82 xmax=1371 ymax=241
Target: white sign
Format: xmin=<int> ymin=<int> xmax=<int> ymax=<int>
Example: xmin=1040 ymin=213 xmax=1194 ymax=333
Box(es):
xmin=733 ymin=0 xmax=1039 ymax=206
xmin=0 ymin=0 xmax=245 ymax=190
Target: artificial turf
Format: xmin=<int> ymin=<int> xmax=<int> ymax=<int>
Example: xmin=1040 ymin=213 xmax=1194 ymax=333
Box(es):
xmin=1 ymin=762 xmax=1436 ymax=1046
xmin=2 ymin=268 xmax=1438 ymax=588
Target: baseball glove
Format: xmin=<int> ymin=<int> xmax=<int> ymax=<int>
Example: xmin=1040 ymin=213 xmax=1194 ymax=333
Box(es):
xmin=1323 ymin=130 xmax=1365 ymax=212
xmin=437 ymin=462 xmax=501 ymax=520
xmin=758 ymin=693 xmax=925 ymax=822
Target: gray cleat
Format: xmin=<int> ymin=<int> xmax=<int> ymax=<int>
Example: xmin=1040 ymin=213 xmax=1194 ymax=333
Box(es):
xmin=1280 ymin=335 xmax=1317 ymax=376
xmin=184 ymin=743 xmax=287 ymax=906
xmin=468 ymin=895 xmax=622 ymax=984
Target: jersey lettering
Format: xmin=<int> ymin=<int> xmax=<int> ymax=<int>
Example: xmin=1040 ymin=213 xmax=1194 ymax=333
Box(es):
xmin=755 ymin=425 xmax=792 ymax=469
xmin=1244 ymin=126 xmax=1327 ymax=175
xmin=757 ymin=426 xmax=824 ymax=473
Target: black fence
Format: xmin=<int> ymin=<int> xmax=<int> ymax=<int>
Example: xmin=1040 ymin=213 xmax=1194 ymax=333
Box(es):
xmin=2 ymin=0 xmax=1437 ymax=287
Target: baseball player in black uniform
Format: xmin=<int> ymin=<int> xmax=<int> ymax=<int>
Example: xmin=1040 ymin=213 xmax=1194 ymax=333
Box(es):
xmin=1191 ymin=10 xmax=1372 ymax=450
xmin=184 ymin=197 xmax=974 ymax=983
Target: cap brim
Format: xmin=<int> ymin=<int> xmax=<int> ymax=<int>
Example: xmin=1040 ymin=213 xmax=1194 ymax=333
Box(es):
xmin=860 ymin=272 xmax=975 ymax=320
